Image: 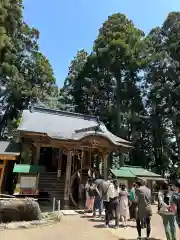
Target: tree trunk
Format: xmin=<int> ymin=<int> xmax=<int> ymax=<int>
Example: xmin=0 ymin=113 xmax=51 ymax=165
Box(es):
xmin=115 ymin=72 xmax=121 ymax=137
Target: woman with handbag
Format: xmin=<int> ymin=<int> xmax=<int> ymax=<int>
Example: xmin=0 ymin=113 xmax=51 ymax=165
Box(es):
xmin=85 ymin=178 xmax=98 ymax=212
xmin=158 ymin=182 xmax=176 ymax=240
xmin=119 ymin=184 xmax=130 ymax=228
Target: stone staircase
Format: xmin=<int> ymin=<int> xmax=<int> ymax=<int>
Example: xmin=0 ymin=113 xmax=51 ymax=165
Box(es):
xmin=38 ymin=172 xmax=65 ymax=203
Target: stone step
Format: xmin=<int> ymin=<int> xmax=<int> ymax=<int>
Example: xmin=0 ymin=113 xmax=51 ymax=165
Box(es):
xmin=40 ymin=173 xmax=64 ymax=177
xmin=39 ymin=173 xmax=65 ymax=202
xmin=39 ymin=189 xmax=64 ymax=193
xmin=47 ymin=191 xmax=64 ymax=194
xmin=49 ymin=196 xmax=64 ymax=200
xmin=39 ymin=180 xmax=64 ymax=183
xmin=49 ymin=197 xmax=63 ymax=201
xmin=40 ymin=191 xmax=64 ymax=195
xmin=39 ymin=184 xmax=64 ymax=188
xmin=39 ymin=177 xmax=65 ymax=180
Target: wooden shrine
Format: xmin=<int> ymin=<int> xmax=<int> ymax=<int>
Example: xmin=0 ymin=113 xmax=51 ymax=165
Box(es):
xmin=16 ymin=106 xmax=132 ymax=208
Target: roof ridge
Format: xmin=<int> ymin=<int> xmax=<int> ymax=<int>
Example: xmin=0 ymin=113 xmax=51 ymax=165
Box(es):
xmin=123 ymin=165 xmax=142 ymax=168
xmin=32 ymin=106 xmax=99 ymax=121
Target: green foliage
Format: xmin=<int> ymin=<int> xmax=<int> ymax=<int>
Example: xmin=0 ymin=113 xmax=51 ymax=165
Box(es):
xmin=60 ymin=12 xmax=180 ymax=177
xmin=0 ymin=0 xmax=56 ymax=137
xmin=61 ymin=13 xmax=149 ymax=168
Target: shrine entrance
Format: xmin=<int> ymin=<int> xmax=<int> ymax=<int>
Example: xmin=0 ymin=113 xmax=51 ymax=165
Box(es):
xmin=67 ymin=142 xmax=110 ymax=208
xmin=70 ymin=167 xmax=99 ymax=208
xmin=39 ymin=147 xmax=57 ymax=172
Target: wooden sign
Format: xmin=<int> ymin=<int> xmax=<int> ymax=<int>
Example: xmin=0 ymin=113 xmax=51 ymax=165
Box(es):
xmin=20 ymin=176 xmax=37 ymax=189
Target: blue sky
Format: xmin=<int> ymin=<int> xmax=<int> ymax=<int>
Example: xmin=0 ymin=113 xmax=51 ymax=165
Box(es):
xmin=23 ymin=0 xmax=180 ymax=87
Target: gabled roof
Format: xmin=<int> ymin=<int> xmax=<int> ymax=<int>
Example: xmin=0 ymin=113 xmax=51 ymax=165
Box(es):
xmin=122 ymin=166 xmax=161 ymax=178
xmin=110 ymin=168 xmax=135 ymax=178
xmin=18 ymin=107 xmax=132 ymax=148
xmin=110 ymin=166 xmax=164 ymax=180
xmin=0 ymin=140 xmax=20 ymax=156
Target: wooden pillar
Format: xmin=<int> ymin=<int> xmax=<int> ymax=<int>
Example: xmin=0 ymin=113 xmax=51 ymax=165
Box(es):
xmin=103 ymin=152 xmax=108 ymax=180
xmin=34 ymin=144 xmax=40 ymax=165
xmin=64 ymin=150 xmax=72 ymax=209
xmin=57 ymin=150 xmax=62 ymax=177
xmin=0 ymin=160 xmax=7 ymax=193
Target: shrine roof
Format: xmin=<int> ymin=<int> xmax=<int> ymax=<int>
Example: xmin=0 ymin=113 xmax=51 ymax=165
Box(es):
xmin=110 ymin=166 xmax=165 ymax=181
xmin=0 ymin=140 xmax=20 ymax=156
xmin=18 ymin=107 xmax=132 ymax=148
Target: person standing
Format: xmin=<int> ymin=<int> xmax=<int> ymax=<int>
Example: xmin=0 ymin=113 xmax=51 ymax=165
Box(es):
xmin=94 ymin=176 xmax=113 ymax=218
xmin=93 ymin=177 xmax=103 ymax=217
xmin=101 ymin=178 xmax=112 ymax=225
xmin=85 ymin=178 xmax=98 ymax=212
xmin=135 ymin=179 xmax=152 ymax=239
xmin=129 ymin=183 xmax=136 ymax=220
xmin=119 ymin=184 xmax=130 ymax=227
xmin=85 ymin=179 xmax=90 ymax=211
xmin=171 ymin=181 xmax=180 ymax=231
xmin=106 ymin=179 xmax=120 ymax=228
xmin=158 ymin=182 xmax=176 ymax=240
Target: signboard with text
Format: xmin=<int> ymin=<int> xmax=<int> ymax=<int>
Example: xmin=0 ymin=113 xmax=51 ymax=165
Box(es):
xmin=20 ymin=176 xmax=37 ymax=189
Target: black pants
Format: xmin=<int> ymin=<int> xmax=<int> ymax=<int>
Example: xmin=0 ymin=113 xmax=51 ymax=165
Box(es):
xmin=129 ymin=201 xmax=136 ymax=219
xmin=141 ymin=218 xmax=146 ymax=228
xmin=103 ymin=201 xmax=110 ymax=225
xmin=136 ymin=216 xmax=151 ymax=238
xmin=106 ymin=198 xmax=119 ymax=227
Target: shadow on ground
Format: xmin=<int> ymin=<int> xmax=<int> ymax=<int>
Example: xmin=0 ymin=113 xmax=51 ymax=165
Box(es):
xmin=82 ymin=216 xmax=137 ymax=228
xmin=93 ymin=224 xmax=114 ymax=229
xmin=93 ymin=224 xmax=138 ymax=229
xmin=119 ymin=239 xmax=161 ymax=240
xmin=88 ymin=218 xmax=104 ymax=222
xmin=81 ymin=215 xmax=104 ymax=222
xmin=81 ymin=215 xmax=94 ymax=219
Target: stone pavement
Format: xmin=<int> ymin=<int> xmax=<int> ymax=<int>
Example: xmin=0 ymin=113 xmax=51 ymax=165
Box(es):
xmin=0 ymin=205 xmax=180 ymax=240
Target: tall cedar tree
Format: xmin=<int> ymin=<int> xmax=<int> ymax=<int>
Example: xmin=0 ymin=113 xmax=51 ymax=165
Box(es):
xmin=0 ymin=0 xmax=55 ymax=137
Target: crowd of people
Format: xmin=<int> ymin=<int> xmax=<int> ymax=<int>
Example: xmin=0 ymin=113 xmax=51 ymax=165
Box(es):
xmin=84 ymin=176 xmax=180 ymax=240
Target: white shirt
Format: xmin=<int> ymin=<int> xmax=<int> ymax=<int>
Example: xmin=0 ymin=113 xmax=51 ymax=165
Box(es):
xmin=158 ymin=190 xmax=170 ymax=211
xmin=107 ymin=183 xmax=120 ymax=199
